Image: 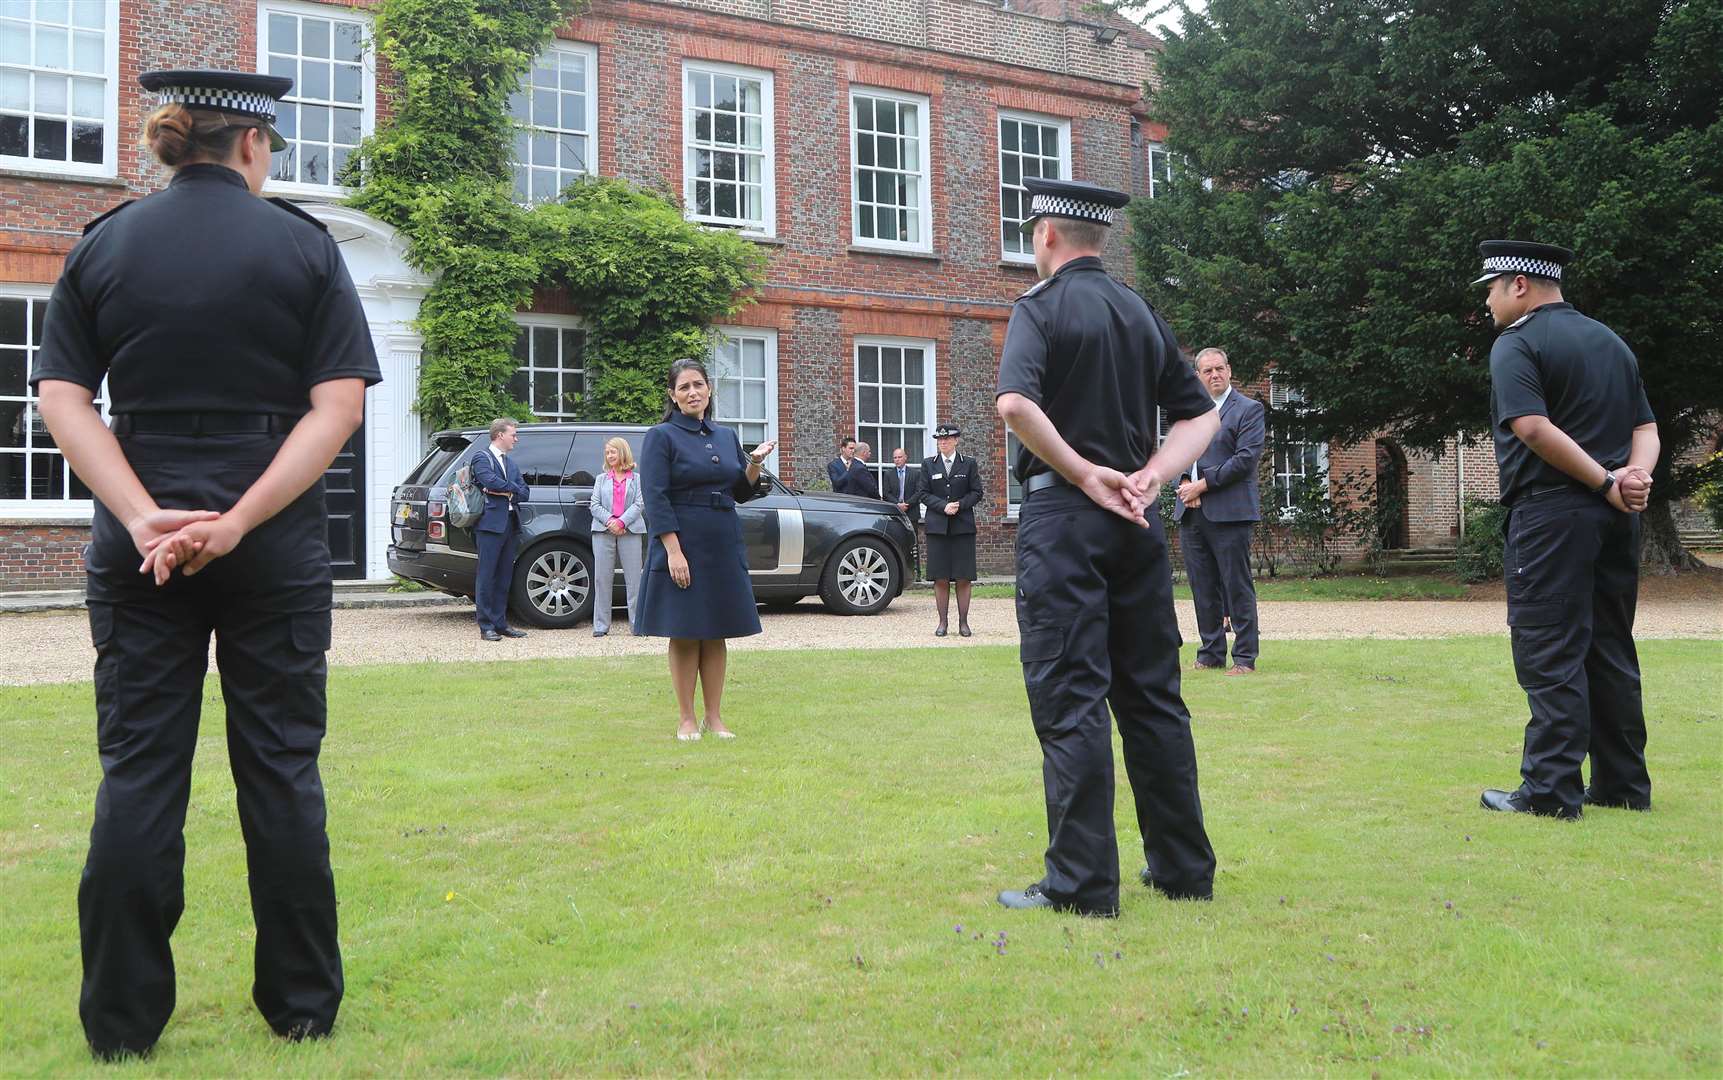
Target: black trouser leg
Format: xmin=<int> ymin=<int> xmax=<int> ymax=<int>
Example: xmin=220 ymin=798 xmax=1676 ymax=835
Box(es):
xmin=1015 ymin=502 xmax=1119 ymax=913
xmin=1586 ymin=512 xmax=1650 ymax=805
xmin=1211 ymin=520 xmax=1259 ymax=667
xmin=1110 ymin=515 xmax=1217 ymax=897
xmin=214 ymin=606 xmax=343 ymax=1038
xmin=1506 ymin=495 xmax=1606 ymax=815
xmin=1180 ymin=514 xmax=1226 ymax=665
xmin=79 ymin=597 xmax=211 ymax=1055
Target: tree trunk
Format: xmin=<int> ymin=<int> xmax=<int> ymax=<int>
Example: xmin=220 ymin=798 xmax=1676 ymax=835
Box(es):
xmin=1640 ymin=497 xmax=1705 ymax=574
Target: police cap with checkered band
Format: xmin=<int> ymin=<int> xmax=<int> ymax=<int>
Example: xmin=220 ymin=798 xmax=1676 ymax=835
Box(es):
xmin=1471 ymin=240 xmax=1574 ymax=287
xmin=1018 ymin=177 xmax=1130 ymax=235
xmin=139 ymin=69 xmax=293 ymax=152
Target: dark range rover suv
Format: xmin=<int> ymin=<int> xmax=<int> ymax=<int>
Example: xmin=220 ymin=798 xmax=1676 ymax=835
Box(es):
xmin=388 ymin=423 xmax=915 ymax=628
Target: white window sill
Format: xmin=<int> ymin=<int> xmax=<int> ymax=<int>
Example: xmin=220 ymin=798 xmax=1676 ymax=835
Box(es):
xmin=0 ymin=505 xmax=96 ymax=525
xmin=0 ymin=164 xmax=124 ymax=187
xmin=848 ymin=244 xmax=939 ymax=262
xmin=263 ymin=182 xmax=354 ymax=202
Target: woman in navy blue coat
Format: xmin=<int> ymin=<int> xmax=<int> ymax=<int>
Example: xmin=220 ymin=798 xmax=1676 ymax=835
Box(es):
xmin=635 ymin=358 xmax=776 ymax=740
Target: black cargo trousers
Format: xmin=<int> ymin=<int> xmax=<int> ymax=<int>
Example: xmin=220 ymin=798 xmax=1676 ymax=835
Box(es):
xmin=1504 ymin=487 xmax=1650 ymax=816
xmin=79 ymin=431 xmax=342 ymax=1055
xmin=1014 ymin=485 xmax=1217 ymax=914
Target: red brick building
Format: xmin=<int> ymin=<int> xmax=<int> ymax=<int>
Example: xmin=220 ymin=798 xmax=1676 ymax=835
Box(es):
xmin=2 ymin=0 xmax=1173 ymax=585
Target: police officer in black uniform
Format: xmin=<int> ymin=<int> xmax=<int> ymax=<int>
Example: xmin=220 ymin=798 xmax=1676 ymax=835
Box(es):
xmin=1473 ymin=241 xmax=1659 ymax=819
xmin=919 ymin=423 xmax=983 ymax=636
xmin=32 ymin=70 xmax=380 ymax=1058
xmin=994 ymin=177 xmax=1223 ymax=916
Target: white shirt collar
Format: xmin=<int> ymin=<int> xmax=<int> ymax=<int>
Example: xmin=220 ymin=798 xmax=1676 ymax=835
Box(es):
xmin=491 ymin=445 xmax=506 ymax=467
xmin=1212 ymin=386 xmax=1232 ymax=410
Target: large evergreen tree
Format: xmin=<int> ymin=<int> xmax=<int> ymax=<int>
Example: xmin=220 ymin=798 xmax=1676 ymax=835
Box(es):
xmin=1130 ymin=0 xmax=1722 ymax=569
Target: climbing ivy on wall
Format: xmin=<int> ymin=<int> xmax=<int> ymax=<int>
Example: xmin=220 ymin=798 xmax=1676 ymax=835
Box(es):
xmin=346 ymin=0 xmax=766 ymax=430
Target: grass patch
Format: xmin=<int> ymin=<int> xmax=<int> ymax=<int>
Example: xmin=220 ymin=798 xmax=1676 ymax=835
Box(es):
xmin=2 ymin=639 xmax=1719 ymax=1075
xmin=971 ymin=574 xmax=1468 ymax=602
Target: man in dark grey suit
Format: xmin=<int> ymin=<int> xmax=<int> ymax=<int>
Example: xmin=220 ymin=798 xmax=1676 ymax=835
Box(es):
xmin=1173 ymin=348 xmax=1265 ymax=674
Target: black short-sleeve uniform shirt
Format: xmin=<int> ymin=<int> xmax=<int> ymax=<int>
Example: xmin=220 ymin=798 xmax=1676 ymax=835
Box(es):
xmin=30 ymin=163 xmax=381 ymax=413
xmin=1489 ymin=302 xmax=1655 ymax=505
xmin=995 ymin=256 xmax=1212 ymax=481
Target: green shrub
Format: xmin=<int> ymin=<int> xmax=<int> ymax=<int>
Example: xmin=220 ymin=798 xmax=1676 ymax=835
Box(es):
xmin=1454 ymin=497 xmax=1509 ymax=583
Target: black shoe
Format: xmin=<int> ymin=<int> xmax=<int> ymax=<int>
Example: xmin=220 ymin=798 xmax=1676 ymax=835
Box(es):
xmin=1138 ymin=866 xmax=1214 ymax=901
xmin=1480 ymin=787 xmax=1580 ymax=819
xmin=481 ymin=629 xmax=501 ymax=641
xmin=90 ymin=1042 xmax=154 ymax=1063
xmin=997 ymin=882 xmax=1118 ymax=917
xmin=934 ymin=625 xmax=947 ymax=637
xmin=1584 ymin=786 xmax=1651 ymax=811
xmin=273 ymin=1019 xmax=333 ymax=1042
xmin=958 ymin=624 xmax=973 ymax=637
xmin=593 ymin=629 xmax=607 ymax=638
xmin=497 ymin=626 xmax=527 ymax=639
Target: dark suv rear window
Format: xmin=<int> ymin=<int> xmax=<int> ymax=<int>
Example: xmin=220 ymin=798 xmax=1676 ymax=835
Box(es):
xmin=402 ymin=439 xmax=469 ymax=486
xmin=563 ymin=432 xmax=646 ymax=485
xmin=506 ymin=429 xmax=576 ymax=486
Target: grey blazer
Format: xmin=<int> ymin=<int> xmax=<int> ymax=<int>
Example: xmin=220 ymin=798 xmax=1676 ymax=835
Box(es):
xmin=588 ymin=470 xmax=646 ymax=533
xmin=1174 ymin=390 xmax=1266 ymax=524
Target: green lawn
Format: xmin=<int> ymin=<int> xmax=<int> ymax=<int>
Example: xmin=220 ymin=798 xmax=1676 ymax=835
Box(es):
xmin=3 ymin=639 xmax=1719 ymax=1076
xmin=970 ymin=574 xmax=1469 ymax=602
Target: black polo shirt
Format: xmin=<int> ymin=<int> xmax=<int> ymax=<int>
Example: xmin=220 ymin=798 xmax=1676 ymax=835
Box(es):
xmin=31 ymin=163 xmax=380 ymax=415
xmin=1490 ymin=302 xmax=1655 ymax=505
xmin=995 ymin=256 xmax=1213 ymax=481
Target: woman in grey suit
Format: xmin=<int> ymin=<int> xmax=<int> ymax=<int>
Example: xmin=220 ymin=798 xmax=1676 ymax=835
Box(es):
xmin=588 ymin=436 xmax=646 ymax=636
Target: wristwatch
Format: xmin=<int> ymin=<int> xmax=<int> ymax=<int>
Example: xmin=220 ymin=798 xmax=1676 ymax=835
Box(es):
xmin=749 ymin=451 xmax=766 ymax=464
xmin=1593 ymin=470 xmax=1616 ymax=497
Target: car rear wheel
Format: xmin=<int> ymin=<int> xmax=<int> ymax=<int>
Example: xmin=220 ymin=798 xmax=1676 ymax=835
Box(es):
xmin=818 ymin=536 xmax=898 ymax=616
xmin=510 ymin=539 xmax=595 ymax=628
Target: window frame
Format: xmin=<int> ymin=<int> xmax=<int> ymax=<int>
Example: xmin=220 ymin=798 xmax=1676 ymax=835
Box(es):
xmin=849 ymin=87 xmax=933 ymax=254
xmin=509 ymin=39 xmax=598 ymax=205
xmin=510 ymin=313 xmax=587 ymax=423
xmin=710 ymin=325 xmax=779 ymax=473
xmin=1146 ymin=140 xmax=1172 ymax=199
xmin=853 ymin=335 xmax=937 ymax=495
xmin=1269 ymin=375 xmax=1328 ymax=516
xmin=0 ymin=283 xmax=109 ymax=518
xmin=256 ymin=0 xmax=376 ymax=199
xmin=681 ymin=60 xmax=775 ymax=238
xmin=997 ymin=109 xmax=1070 ymax=264
xmin=0 ymin=0 xmax=121 ymax=179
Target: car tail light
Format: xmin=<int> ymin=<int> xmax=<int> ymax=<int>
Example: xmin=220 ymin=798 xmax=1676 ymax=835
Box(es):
xmin=428 ymin=501 xmax=446 ymax=519
xmin=428 ymin=521 xmax=446 ymax=540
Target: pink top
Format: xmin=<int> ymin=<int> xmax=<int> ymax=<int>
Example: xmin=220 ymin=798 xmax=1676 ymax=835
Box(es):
xmin=610 ymin=470 xmax=632 ymax=525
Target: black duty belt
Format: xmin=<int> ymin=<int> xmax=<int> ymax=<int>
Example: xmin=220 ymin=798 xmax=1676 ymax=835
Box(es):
xmin=111 ymin=413 xmax=295 ymax=436
xmin=1511 ymin=481 xmax=1592 ymax=506
xmin=1023 ymin=472 xmax=1069 ymax=497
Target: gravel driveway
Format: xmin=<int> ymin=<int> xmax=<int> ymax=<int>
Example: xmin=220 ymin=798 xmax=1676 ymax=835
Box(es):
xmin=5 ymin=592 xmax=1719 ymax=687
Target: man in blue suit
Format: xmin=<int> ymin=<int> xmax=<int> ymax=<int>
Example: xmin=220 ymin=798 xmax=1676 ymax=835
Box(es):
xmin=826 ymin=436 xmax=873 ymax=496
xmin=1173 ymin=349 xmax=1265 ymax=673
xmin=470 ymin=417 xmax=531 ymax=641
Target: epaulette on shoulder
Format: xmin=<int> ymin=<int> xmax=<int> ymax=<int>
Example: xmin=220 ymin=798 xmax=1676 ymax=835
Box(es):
xmin=1016 ymin=276 xmax=1054 ymax=301
xmin=267 ymin=197 xmax=329 ymax=232
xmin=1504 ymin=310 xmax=1537 ymax=331
xmin=82 ymin=199 xmax=135 ymax=235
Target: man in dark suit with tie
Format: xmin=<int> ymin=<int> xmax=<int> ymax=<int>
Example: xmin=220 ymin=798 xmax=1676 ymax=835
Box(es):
xmin=887 ymin=446 xmax=924 ymax=578
xmin=1173 ymin=348 xmax=1265 ymax=674
xmin=826 ymin=436 xmax=873 ymax=496
xmin=470 ymin=417 xmax=531 ymax=641
xmin=920 ymin=424 xmax=984 ymax=636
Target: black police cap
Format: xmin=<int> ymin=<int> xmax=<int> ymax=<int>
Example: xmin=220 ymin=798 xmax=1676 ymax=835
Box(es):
xmin=1019 ymin=177 xmax=1130 ymax=235
xmin=1471 ymin=240 xmax=1573 ymax=286
xmin=933 ymin=424 xmax=961 ymax=439
xmin=140 ymin=69 xmax=294 ymax=152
